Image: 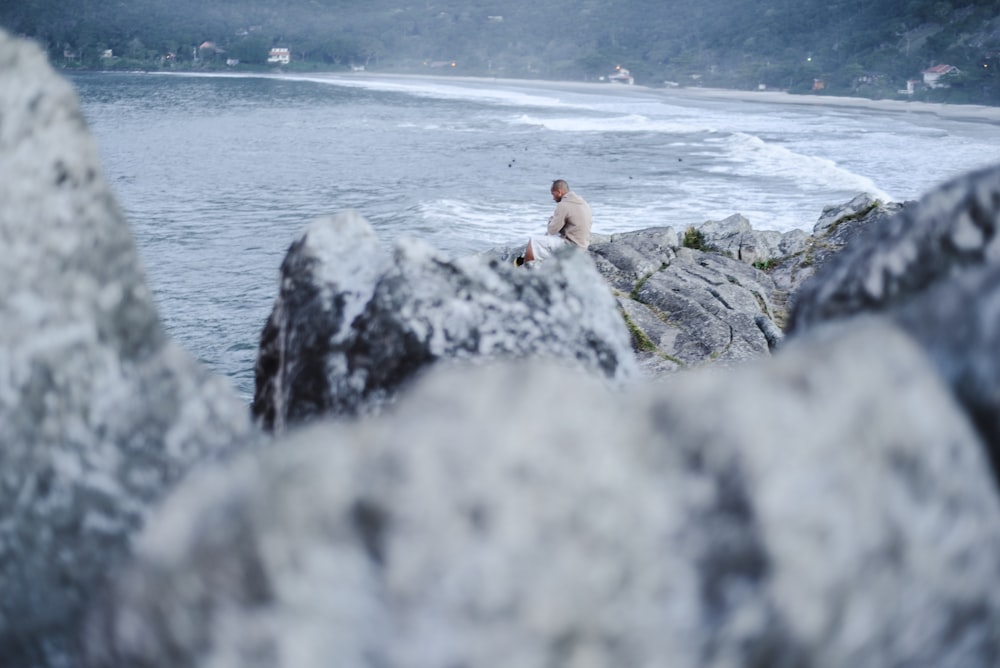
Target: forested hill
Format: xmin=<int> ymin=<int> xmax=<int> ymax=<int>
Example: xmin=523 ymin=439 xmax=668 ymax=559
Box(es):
xmin=3 ymin=0 xmax=1000 ymax=103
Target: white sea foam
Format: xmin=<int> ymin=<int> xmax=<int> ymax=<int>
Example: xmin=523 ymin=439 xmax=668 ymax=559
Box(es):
xmin=282 ymin=74 xmax=572 ymax=110
xmin=709 ymin=132 xmax=896 ymax=201
xmin=509 ymin=113 xmax=711 ymax=135
xmin=395 ymin=198 xmax=548 ymax=249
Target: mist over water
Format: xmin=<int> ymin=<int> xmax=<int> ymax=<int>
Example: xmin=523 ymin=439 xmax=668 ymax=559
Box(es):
xmin=71 ymin=71 xmax=1000 ymax=400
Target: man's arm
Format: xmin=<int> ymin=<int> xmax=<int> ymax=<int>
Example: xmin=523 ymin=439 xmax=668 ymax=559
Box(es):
xmin=547 ymin=202 xmax=567 ymax=236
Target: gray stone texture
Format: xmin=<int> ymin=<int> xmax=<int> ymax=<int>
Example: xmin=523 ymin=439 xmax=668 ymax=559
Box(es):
xmin=786 ymin=165 xmax=1000 ymax=480
xmin=697 ymin=213 xmax=807 ymax=266
xmin=587 ymin=225 xmax=680 ymax=292
xmin=0 ymin=30 xmax=252 ymax=665
xmin=253 ymin=215 xmax=637 ymax=429
xmin=584 ymin=200 xmax=904 ymax=376
xmin=590 ymin=229 xmax=782 ymax=373
xmin=788 ymin=165 xmax=1000 ymax=332
xmin=84 ymin=319 xmax=1000 ymax=668
xmin=890 ymin=263 xmax=1000 ymax=481
xmin=252 ymin=213 xmax=388 ymax=432
xmin=395 ymin=200 xmax=895 ymax=381
xmin=631 ymin=248 xmax=779 ymax=365
xmin=767 ymin=194 xmax=905 ymax=324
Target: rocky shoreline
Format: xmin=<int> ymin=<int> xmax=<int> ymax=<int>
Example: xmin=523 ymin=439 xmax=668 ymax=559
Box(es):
xmin=4 ymin=27 xmax=1000 ymax=668
xmin=468 ymin=192 xmax=900 ymax=380
xmin=594 ymin=193 xmax=905 ymax=376
xmin=248 ymin=192 xmax=897 ymax=426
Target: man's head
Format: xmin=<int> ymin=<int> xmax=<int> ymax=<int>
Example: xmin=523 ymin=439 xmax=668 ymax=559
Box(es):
xmin=551 ymin=179 xmax=569 ymax=202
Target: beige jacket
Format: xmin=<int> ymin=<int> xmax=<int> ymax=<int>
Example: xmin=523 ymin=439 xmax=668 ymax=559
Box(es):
xmin=547 ymin=191 xmax=592 ymax=249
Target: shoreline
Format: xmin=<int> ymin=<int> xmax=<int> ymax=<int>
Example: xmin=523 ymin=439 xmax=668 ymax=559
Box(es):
xmin=111 ymin=68 xmax=1000 ymax=125
xmin=283 ymin=69 xmax=1000 ymax=125
xmin=655 ymin=84 xmax=1000 ymax=125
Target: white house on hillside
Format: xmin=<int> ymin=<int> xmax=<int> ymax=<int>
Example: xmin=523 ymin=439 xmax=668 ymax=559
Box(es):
xmin=268 ymin=47 xmax=291 ymax=64
xmin=923 ymin=64 xmax=959 ymax=88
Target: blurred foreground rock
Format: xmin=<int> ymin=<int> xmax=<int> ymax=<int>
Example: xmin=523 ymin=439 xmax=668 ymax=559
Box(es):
xmin=0 ymin=29 xmax=252 ymax=666
xmin=85 ymin=320 xmax=1000 ymax=668
xmin=252 ymin=214 xmax=636 ymax=430
xmin=789 ymin=166 xmax=1000 ymax=332
xmin=787 ymin=164 xmax=1000 ymax=483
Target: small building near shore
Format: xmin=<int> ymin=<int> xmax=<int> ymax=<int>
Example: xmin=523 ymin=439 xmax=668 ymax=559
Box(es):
xmin=608 ymin=66 xmax=634 ymax=85
xmin=923 ymin=64 xmax=959 ymax=88
xmin=268 ymin=47 xmax=291 ymax=64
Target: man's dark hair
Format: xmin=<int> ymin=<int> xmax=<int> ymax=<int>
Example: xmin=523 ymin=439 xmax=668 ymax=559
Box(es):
xmin=551 ymin=179 xmax=569 ymax=192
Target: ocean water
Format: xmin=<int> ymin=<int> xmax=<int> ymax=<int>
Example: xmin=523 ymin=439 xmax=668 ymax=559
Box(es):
xmin=71 ymin=71 xmax=1000 ymax=400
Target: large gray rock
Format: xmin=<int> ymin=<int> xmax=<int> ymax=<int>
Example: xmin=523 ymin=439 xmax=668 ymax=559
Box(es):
xmin=585 ymin=203 xmax=886 ymax=375
xmin=891 ymin=263 xmax=1000 ymax=483
xmin=788 ymin=165 xmax=1000 ymax=332
xmin=590 ymin=227 xmax=782 ymax=372
xmin=587 ymin=225 xmax=680 ymax=293
xmin=785 ymin=165 xmax=1000 ymax=481
xmin=765 ymin=194 xmax=904 ymax=326
xmin=84 ymin=318 xmax=1000 ymax=668
xmin=631 ymin=248 xmax=780 ymax=365
xmin=811 ymin=192 xmax=888 ymax=236
xmin=252 ymin=212 xmax=388 ymax=432
xmin=697 ymin=213 xmax=808 ymax=266
xmin=253 ymin=213 xmax=637 ymax=430
xmin=0 ymin=30 xmax=252 ymax=665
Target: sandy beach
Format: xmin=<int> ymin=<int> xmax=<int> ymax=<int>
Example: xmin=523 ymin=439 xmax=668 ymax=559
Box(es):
xmin=317 ymin=70 xmax=1000 ymax=125
xmin=656 ymin=84 xmax=1000 ymax=125
xmin=170 ymin=68 xmax=1000 ymax=125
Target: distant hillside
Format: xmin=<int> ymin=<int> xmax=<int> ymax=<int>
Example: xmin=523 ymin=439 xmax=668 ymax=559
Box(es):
xmin=2 ymin=0 xmax=999 ymax=104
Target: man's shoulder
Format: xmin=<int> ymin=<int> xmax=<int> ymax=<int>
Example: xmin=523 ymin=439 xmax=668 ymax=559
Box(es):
xmin=569 ymin=193 xmax=591 ymax=213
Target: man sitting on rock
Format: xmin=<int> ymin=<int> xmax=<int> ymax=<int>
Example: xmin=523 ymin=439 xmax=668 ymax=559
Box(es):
xmin=516 ymin=179 xmax=592 ymax=266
